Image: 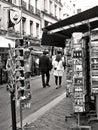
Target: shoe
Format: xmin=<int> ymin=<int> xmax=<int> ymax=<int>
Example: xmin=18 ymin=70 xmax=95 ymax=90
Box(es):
xmin=46 ymin=84 xmax=51 ymax=87
xmin=59 ymin=85 xmax=62 ymax=88
xmin=43 ymin=85 xmax=46 ymax=88
xmin=56 ymin=85 xmax=59 ymax=89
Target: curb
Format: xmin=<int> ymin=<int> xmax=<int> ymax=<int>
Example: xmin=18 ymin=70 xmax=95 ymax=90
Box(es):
xmin=17 ymin=92 xmax=66 ymax=127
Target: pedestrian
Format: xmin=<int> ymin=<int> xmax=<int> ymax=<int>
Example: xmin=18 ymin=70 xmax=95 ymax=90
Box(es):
xmin=35 ymin=56 xmax=40 ymax=75
xmin=39 ymin=50 xmax=51 ymax=88
xmin=52 ymin=51 xmax=64 ymax=89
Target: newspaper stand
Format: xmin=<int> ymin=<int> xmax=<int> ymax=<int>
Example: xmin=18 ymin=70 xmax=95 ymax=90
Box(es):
xmin=88 ymin=32 xmax=98 ymax=123
xmin=65 ymin=33 xmax=91 ymax=130
xmin=65 ymin=39 xmax=73 ymax=97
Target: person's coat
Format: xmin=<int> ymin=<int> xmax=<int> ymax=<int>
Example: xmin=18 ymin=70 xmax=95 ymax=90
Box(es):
xmin=39 ymin=55 xmax=50 ymax=73
xmin=52 ymin=59 xmax=64 ymax=77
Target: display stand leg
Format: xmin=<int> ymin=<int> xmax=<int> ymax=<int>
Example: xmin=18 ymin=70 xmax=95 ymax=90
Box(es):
xmin=96 ymin=94 xmax=98 ymax=119
xmin=77 ymin=113 xmax=80 ymax=127
xmin=20 ymin=100 xmax=23 ymax=130
xmin=10 ymin=92 xmax=17 ymax=130
xmin=88 ymin=94 xmax=98 ymax=123
xmin=77 ymin=113 xmax=91 ymax=130
xmin=65 ymin=113 xmax=91 ymax=130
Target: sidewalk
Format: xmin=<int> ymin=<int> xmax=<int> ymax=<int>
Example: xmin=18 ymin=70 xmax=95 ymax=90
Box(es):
xmin=20 ymin=97 xmax=77 ymax=130
xmin=20 ymin=96 xmax=98 ymax=130
xmin=2 ymin=73 xmax=98 ymax=130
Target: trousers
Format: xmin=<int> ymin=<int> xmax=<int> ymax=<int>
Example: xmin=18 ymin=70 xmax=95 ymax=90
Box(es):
xmin=41 ymin=71 xmax=50 ymax=87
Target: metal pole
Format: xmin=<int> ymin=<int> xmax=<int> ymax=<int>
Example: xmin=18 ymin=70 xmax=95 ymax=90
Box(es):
xmin=20 ymin=100 xmax=23 ymax=130
xmin=10 ymin=91 xmax=17 ymax=130
xmin=77 ymin=113 xmax=80 ymax=127
xmin=96 ymin=95 xmax=98 ymax=119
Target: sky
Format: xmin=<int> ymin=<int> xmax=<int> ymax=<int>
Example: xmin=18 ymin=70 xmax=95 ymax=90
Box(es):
xmin=76 ymin=0 xmax=98 ymax=10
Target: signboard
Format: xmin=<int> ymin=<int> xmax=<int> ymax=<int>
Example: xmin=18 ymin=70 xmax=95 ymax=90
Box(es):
xmin=10 ymin=7 xmax=21 ymax=24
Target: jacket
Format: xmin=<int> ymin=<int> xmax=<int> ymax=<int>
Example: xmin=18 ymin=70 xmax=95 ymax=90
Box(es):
xmin=39 ymin=55 xmax=50 ymax=73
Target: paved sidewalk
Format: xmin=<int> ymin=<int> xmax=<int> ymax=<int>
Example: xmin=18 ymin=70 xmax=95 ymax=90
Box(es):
xmin=21 ymin=97 xmax=98 ymax=130
xmin=21 ymin=97 xmax=77 ymax=130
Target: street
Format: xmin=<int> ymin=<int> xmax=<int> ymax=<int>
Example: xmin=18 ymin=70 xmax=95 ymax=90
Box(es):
xmin=0 ymin=72 xmax=66 ymax=130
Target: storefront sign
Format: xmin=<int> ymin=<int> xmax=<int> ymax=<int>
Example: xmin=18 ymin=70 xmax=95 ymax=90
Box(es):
xmin=10 ymin=7 xmax=21 ymax=24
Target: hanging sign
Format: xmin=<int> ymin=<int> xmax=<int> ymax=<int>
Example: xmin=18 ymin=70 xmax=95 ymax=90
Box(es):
xmin=10 ymin=7 xmax=21 ymax=24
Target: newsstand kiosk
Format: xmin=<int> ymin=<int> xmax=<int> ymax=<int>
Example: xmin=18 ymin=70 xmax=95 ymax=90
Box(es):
xmin=41 ymin=6 xmax=98 ymax=130
xmin=64 ymin=30 xmax=98 ymax=130
xmin=65 ymin=32 xmax=92 ymax=130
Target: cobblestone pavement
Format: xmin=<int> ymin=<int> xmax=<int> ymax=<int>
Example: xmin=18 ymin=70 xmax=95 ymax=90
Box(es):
xmin=23 ymin=97 xmax=77 ymax=130
xmin=22 ymin=96 xmax=98 ymax=130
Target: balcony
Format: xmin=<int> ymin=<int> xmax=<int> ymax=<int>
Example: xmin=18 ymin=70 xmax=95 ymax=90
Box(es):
xmin=36 ymin=8 xmax=40 ymax=17
xmin=28 ymin=4 xmax=34 ymax=14
xmin=21 ymin=0 xmax=27 ymax=10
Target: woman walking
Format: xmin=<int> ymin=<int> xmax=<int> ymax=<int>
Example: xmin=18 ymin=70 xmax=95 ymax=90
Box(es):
xmin=52 ymin=51 xmax=64 ymax=89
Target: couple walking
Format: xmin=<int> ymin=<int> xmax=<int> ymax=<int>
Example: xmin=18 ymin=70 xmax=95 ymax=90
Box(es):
xmin=39 ymin=50 xmax=65 ymax=89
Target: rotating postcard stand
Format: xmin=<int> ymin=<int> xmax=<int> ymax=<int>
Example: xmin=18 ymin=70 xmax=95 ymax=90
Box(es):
xmin=15 ymin=39 xmax=32 ymax=130
xmin=88 ymin=33 xmax=98 ymax=123
xmin=6 ymin=44 xmax=17 ymax=130
xmin=65 ymin=33 xmax=91 ymax=130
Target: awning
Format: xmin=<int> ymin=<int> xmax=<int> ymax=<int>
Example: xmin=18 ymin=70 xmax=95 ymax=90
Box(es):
xmin=0 ymin=35 xmax=15 ymax=48
xmin=41 ymin=6 xmax=98 ymax=47
xmin=32 ymin=46 xmax=44 ymax=51
xmin=42 ymin=32 xmax=66 ymax=48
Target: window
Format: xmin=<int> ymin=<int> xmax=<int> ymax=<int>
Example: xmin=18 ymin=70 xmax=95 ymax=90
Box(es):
xmin=22 ymin=17 xmax=26 ymax=35
xmin=36 ymin=23 xmax=39 ymax=37
xmin=7 ymin=0 xmax=12 ymax=3
xmin=54 ymin=4 xmax=57 ymax=17
xmin=59 ymin=8 xmax=61 ymax=19
xmin=0 ymin=5 xmax=1 ymax=16
xmin=49 ymin=0 xmax=52 ymax=14
xmin=44 ymin=0 xmax=47 ymax=12
xmin=29 ymin=0 xmax=31 ymax=4
xmin=30 ymin=21 xmax=33 ymax=36
xmin=44 ymin=20 xmax=48 ymax=27
xmin=35 ymin=0 xmax=38 ymax=13
xmin=13 ymin=0 xmax=16 ymax=4
xmin=0 ymin=5 xmax=1 ymax=27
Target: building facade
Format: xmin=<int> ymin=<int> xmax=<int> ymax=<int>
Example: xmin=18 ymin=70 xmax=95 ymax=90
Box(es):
xmin=62 ymin=0 xmax=76 ymax=19
xmin=0 ymin=0 xmax=77 ymax=42
xmin=0 ymin=0 xmax=64 ymax=41
xmin=0 ymin=0 xmax=77 ymax=84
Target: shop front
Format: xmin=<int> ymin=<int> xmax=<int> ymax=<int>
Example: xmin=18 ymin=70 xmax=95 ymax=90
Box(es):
xmin=30 ymin=45 xmax=43 ymax=76
xmin=0 ymin=36 xmax=15 ymax=85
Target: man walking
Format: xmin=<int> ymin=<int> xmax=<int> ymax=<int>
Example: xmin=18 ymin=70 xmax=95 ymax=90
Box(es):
xmin=39 ymin=50 xmax=51 ymax=88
